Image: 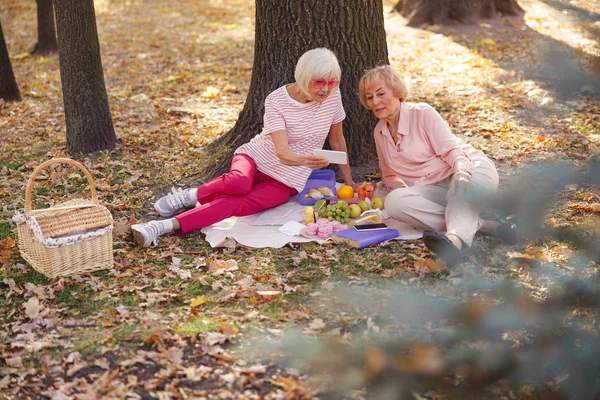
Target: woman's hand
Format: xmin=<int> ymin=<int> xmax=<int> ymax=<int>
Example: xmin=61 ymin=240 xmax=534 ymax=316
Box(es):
xmin=449 ymin=171 xmax=472 ymax=200
xmin=348 ymin=181 xmax=360 ymax=190
xmin=304 ymin=155 xmax=330 ymax=170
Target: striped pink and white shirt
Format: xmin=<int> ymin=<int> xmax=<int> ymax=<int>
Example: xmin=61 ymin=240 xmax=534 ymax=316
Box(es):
xmin=235 ymin=85 xmax=345 ymax=192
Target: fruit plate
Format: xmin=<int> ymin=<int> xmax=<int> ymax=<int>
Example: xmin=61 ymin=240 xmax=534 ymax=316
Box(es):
xmin=298 ymin=169 xmax=337 ymax=206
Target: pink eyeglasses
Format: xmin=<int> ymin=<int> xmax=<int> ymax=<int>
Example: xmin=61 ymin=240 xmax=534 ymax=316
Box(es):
xmin=311 ymin=79 xmax=340 ymax=89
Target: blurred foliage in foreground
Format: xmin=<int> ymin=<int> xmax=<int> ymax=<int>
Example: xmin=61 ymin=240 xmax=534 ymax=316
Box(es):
xmin=259 ymin=161 xmax=600 ymax=399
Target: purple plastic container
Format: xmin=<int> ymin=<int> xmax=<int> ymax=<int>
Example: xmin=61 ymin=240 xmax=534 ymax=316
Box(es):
xmin=298 ymin=170 xmax=337 ymax=206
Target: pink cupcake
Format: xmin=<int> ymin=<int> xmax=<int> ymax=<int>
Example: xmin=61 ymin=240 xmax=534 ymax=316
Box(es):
xmin=317 ymin=224 xmax=334 ymax=239
xmin=329 ymin=221 xmax=343 ymax=232
xmin=305 ymin=222 xmax=319 ymax=236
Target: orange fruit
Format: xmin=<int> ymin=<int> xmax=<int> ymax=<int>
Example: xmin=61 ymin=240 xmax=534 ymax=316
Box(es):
xmin=337 ymin=185 xmax=355 ymax=200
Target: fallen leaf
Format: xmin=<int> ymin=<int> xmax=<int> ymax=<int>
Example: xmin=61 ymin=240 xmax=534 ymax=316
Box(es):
xmin=209 ymin=259 xmax=239 ymax=275
xmin=112 ymin=218 xmax=133 ymax=237
xmin=308 ymin=318 xmax=326 ymax=332
xmin=5 ymin=355 xmax=23 ymax=368
xmin=94 ymin=358 xmax=110 ymax=370
xmin=363 ymin=346 xmax=387 ymax=378
xmin=0 ymin=249 xmax=11 ymax=265
xmin=190 ymin=294 xmax=208 ymax=307
xmin=202 ymin=332 xmax=228 ymax=346
xmin=0 ymin=375 xmax=10 ymax=389
xmin=276 ymin=375 xmax=301 ymax=392
xmin=201 ymin=86 xmax=220 ymax=98
xmin=246 ymin=365 xmax=267 ymax=374
xmin=507 ymin=252 xmax=536 ymax=260
xmin=217 ymin=321 xmax=239 ymax=337
xmin=24 ymin=297 xmax=41 ymax=320
xmin=395 ymin=343 xmax=444 ymax=375
xmin=414 ymin=258 xmax=448 ymax=273
xmin=256 ymin=290 xmax=281 ymax=299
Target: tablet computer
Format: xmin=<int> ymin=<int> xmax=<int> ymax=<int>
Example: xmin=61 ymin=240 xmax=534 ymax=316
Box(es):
xmin=313 ymin=149 xmax=347 ymax=165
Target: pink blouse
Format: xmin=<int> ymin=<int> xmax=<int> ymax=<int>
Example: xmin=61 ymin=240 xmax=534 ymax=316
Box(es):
xmin=374 ymin=102 xmax=486 ymax=190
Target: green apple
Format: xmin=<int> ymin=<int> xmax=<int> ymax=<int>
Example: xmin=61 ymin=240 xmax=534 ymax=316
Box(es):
xmin=349 ymin=204 xmax=362 ymax=218
xmin=357 ymin=200 xmax=369 ymax=212
xmin=372 ymin=197 xmax=384 ymax=209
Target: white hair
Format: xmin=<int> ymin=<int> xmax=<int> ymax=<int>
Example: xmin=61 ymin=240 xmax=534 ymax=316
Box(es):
xmin=294 ymin=48 xmax=341 ymax=96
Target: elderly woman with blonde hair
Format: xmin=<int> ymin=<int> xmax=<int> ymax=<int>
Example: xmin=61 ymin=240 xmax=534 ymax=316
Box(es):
xmin=358 ymin=65 xmax=516 ymax=266
xmin=131 ymin=48 xmax=356 ymax=247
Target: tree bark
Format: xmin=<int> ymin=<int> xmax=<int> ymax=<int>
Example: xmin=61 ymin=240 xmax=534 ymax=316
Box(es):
xmin=393 ymin=0 xmax=524 ymax=27
xmin=33 ymin=0 xmax=58 ymax=55
xmin=0 ymin=20 xmax=21 ymax=102
xmin=205 ymin=0 xmax=389 ymax=180
xmin=54 ymin=0 xmax=116 ymax=154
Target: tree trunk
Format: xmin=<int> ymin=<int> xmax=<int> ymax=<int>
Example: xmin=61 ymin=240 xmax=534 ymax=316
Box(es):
xmin=393 ymin=0 xmax=524 ymax=27
xmin=33 ymin=0 xmax=58 ymax=55
xmin=54 ymin=0 xmax=116 ymax=154
xmin=205 ymin=0 xmax=389 ymax=180
xmin=0 ymin=20 xmax=21 ymax=102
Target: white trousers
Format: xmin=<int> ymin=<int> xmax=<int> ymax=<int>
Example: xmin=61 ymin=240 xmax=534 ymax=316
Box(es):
xmin=385 ymin=157 xmax=499 ymax=247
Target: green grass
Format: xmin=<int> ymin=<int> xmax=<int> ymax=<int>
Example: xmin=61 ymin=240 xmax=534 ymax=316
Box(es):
xmin=261 ymin=301 xmax=282 ymax=320
xmin=55 ymin=285 xmax=99 ymax=315
xmin=0 ymin=158 xmax=26 ymax=170
xmin=176 ymin=313 xmax=235 ymax=335
xmin=180 ymin=279 xmax=212 ymax=298
xmin=112 ymin=324 xmax=145 ymax=342
xmin=120 ymin=292 xmax=136 ymax=307
xmin=0 ymin=221 xmax=14 ymax=241
xmin=68 ymin=330 xmax=108 ymax=353
xmin=5 ymin=268 xmax=50 ymax=286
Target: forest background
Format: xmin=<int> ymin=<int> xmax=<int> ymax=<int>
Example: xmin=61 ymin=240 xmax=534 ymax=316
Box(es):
xmin=1 ymin=0 xmax=600 ymax=398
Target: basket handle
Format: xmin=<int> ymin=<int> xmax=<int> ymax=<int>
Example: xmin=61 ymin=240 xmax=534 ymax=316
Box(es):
xmin=25 ymin=158 xmax=98 ymax=214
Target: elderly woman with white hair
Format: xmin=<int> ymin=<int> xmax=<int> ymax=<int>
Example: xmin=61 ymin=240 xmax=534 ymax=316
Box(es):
xmin=132 ymin=48 xmax=356 ymax=247
xmin=358 ymin=65 xmax=516 ymax=266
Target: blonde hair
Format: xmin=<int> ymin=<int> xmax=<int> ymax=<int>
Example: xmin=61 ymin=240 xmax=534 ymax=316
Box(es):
xmin=358 ymin=65 xmax=409 ymax=109
xmin=295 ymin=48 xmax=342 ymax=96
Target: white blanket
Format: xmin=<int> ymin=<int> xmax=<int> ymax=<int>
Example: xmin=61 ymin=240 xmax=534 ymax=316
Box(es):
xmin=201 ymin=194 xmax=422 ymax=249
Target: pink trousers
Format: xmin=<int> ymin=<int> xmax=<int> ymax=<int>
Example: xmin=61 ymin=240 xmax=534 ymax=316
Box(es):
xmin=176 ymin=154 xmax=298 ymax=235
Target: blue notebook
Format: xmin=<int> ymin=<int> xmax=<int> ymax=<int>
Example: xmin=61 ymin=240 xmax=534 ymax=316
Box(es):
xmin=332 ymin=227 xmax=399 ymax=248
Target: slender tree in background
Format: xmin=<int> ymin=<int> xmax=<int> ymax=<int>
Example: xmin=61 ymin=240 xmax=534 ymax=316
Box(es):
xmin=54 ymin=0 xmax=116 ymax=154
xmin=32 ymin=0 xmax=58 ymax=55
xmin=206 ymin=0 xmax=389 ymax=179
xmin=0 ymin=19 xmax=21 ymax=102
xmin=393 ymin=0 xmax=524 ymax=26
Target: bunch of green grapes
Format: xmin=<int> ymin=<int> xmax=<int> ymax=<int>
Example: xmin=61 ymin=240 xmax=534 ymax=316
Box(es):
xmin=324 ymin=200 xmax=351 ymax=224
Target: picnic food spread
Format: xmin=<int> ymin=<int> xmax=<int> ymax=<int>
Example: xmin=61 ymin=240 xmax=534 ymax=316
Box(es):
xmin=299 ymin=171 xmax=389 ymax=241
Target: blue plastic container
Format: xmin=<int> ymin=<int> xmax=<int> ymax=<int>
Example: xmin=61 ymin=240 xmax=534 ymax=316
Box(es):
xmin=298 ymin=170 xmax=337 ymax=205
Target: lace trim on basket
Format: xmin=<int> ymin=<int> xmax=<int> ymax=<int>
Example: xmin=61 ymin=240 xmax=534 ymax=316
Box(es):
xmin=12 ymin=211 xmax=113 ymax=248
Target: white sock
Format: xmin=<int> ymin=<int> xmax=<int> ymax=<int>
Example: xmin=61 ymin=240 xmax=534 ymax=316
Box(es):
xmin=156 ymin=219 xmax=174 ymax=235
xmin=188 ymin=188 xmax=198 ymax=205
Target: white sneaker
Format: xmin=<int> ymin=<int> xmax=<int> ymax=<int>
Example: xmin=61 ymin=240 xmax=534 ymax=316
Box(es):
xmin=132 ymin=221 xmax=164 ymax=247
xmin=154 ymin=187 xmax=197 ymax=217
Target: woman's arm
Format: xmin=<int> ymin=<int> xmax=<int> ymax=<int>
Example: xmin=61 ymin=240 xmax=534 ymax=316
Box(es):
xmin=271 ymin=130 xmax=329 ymax=170
xmin=327 ymin=122 xmax=357 ymax=188
xmin=421 ymin=105 xmax=474 ymax=176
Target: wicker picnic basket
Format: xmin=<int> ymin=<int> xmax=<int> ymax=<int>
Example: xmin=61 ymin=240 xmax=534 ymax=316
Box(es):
xmin=15 ymin=158 xmax=114 ymax=278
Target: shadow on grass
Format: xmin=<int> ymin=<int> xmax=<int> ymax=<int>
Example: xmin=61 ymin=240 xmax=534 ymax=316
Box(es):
xmin=438 ymin=15 xmax=600 ymax=101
